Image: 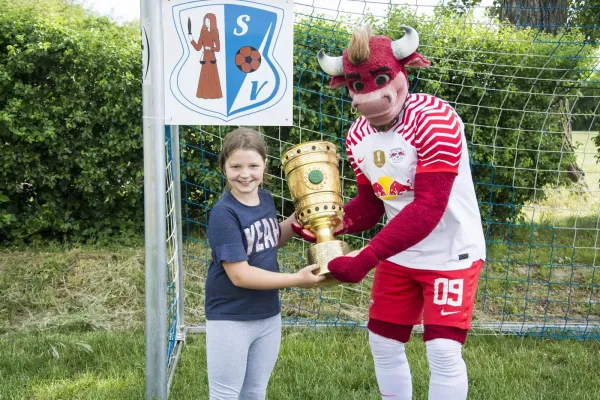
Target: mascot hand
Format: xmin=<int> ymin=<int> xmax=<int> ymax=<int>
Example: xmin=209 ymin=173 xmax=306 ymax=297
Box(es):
xmin=328 ymin=246 xmax=379 ymax=283
xmin=291 ymin=221 xmax=345 ymax=244
xmin=291 ymin=222 xmax=317 ymax=243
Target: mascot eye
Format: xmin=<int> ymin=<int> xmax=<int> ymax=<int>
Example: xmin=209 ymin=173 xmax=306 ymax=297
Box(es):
xmin=352 ymin=81 xmax=365 ymax=92
xmin=375 ymin=74 xmax=391 ymax=86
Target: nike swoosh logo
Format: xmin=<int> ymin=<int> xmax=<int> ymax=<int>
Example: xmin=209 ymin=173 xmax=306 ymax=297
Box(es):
xmin=358 ymin=157 xmax=365 ymax=163
xmin=441 ymin=310 xmax=460 ymax=316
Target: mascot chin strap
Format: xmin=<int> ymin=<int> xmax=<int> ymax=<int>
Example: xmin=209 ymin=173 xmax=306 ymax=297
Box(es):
xmin=370 ymin=115 xmax=399 ymax=132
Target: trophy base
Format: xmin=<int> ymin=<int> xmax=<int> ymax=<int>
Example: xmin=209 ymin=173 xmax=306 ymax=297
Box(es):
xmin=307 ymin=240 xmax=350 ymax=287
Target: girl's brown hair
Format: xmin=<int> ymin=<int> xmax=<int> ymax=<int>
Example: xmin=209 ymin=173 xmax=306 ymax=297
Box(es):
xmin=218 ymin=127 xmax=268 ymax=175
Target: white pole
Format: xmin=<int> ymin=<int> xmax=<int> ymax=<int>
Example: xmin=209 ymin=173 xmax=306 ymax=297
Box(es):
xmin=170 ymin=125 xmax=186 ymax=330
xmin=141 ymin=0 xmax=167 ymax=398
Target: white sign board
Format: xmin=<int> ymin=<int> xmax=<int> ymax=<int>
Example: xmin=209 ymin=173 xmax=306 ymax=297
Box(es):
xmin=163 ymin=0 xmax=294 ymax=126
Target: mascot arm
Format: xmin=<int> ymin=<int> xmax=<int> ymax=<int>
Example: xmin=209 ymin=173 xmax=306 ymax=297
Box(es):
xmin=327 ymin=171 xmax=456 ymax=283
xmin=368 ymin=171 xmax=455 ymax=259
xmin=341 ymin=178 xmax=386 ymax=235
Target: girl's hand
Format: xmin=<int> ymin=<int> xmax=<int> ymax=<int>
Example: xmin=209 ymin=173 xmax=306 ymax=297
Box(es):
xmin=294 ymin=264 xmax=326 ymax=288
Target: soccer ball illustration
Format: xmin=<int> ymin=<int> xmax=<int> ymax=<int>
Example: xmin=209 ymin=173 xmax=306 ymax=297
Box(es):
xmin=235 ymin=46 xmax=261 ymax=73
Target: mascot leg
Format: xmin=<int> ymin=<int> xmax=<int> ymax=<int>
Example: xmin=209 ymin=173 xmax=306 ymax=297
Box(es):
xmin=424 ymin=325 xmax=468 ymax=400
xmin=368 ymin=319 xmax=414 ymax=400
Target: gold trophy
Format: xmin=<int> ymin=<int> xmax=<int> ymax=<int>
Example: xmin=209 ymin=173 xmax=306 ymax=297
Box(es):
xmin=281 ymin=141 xmax=350 ymax=285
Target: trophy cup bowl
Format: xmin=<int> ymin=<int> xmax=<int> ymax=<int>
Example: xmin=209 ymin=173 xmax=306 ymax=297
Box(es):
xmin=281 ymin=141 xmax=350 ymax=286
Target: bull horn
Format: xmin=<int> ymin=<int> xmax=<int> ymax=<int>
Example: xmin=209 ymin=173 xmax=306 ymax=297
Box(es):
xmin=317 ymin=49 xmax=344 ymax=76
xmin=391 ymin=26 xmax=419 ymax=60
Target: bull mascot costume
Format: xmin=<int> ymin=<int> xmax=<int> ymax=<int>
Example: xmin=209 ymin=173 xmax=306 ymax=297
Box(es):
xmin=292 ymin=26 xmax=486 ymax=399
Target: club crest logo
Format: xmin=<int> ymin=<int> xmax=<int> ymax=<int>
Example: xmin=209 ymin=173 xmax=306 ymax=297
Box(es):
xmin=389 ymin=148 xmax=405 ymax=163
xmin=164 ymin=1 xmax=292 ymax=125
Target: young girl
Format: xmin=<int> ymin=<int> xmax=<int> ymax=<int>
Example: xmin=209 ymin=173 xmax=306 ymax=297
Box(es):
xmin=206 ymin=127 xmax=325 ymax=400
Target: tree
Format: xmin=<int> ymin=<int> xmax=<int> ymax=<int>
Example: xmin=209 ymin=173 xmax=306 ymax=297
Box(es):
xmin=449 ymin=0 xmax=599 ymax=41
xmin=566 ymin=0 xmax=600 ymax=43
xmin=496 ymin=0 xmax=569 ymax=34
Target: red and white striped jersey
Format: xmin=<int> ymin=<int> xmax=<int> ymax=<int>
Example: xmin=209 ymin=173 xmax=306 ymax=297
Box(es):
xmin=345 ymin=93 xmax=486 ymax=270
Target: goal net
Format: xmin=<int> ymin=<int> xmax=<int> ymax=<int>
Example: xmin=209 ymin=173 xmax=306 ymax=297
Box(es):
xmin=152 ymin=0 xmax=599 ymax=396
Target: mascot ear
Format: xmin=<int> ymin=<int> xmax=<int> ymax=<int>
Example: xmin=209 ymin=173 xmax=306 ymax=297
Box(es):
xmin=329 ymin=76 xmax=347 ymax=89
xmin=401 ymin=52 xmax=431 ymax=68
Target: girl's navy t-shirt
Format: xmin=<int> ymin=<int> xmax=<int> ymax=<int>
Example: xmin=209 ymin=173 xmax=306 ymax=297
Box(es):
xmin=205 ymin=189 xmax=281 ymax=321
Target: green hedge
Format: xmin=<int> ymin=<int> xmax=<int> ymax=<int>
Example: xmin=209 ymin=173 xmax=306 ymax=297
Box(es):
xmin=0 ymin=1 xmax=142 ymax=242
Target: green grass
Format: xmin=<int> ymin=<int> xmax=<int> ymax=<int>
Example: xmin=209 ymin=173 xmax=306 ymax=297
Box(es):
xmin=1 ymin=243 xmax=599 ymax=398
xmin=1 ymin=231 xmax=598 ymax=337
xmin=0 ymin=245 xmax=146 ymax=334
xmin=1 ymin=328 xmax=599 ymax=399
xmin=1 ymin=192 xmax=599 ymax=398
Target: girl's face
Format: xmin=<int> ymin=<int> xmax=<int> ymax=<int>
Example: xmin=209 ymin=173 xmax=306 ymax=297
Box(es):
xmin=224 ymin=149 xmax=265 ymax=200
xmin=205 ymin=17 xmax=210 ymax=29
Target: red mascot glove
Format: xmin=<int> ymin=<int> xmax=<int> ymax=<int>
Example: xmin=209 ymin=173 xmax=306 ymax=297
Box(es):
xmin=327 ymin=246 xmax=379 ymax=283
xmin=291 ymin=221 xmax=345 ymax=243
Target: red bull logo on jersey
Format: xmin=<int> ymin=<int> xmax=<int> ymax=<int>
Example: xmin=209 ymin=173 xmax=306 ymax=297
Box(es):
xmin=372 ymin=176 xmax=413 ymax=200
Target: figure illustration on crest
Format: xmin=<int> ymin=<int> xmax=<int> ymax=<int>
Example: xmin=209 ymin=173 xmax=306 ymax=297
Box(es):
xmin=189 ymin=13 xmax=223 ymax=99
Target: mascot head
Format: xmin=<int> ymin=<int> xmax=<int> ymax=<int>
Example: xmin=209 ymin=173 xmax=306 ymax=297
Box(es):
xmin=317 ymin=26 xmax=431 ymax=128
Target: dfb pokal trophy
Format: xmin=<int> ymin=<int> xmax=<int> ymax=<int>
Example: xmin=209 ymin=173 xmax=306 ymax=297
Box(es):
xmin=281 ymin=141 xmax=350 ymax=286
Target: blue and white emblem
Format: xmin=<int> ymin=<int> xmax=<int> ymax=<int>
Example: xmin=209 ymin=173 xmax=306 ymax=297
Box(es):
xmin=163 ymin=0 xmax=293 ymax=125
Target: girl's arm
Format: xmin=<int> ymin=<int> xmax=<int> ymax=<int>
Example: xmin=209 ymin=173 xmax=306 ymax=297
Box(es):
xmin=223 ymin=261 xmax=324 ymax=289
xmin=278 ymin=213 xmax=298 ymax=248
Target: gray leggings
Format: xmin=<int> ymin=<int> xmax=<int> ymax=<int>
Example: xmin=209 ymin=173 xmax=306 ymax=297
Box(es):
xmin=206 ymin=313 xmax=282 ymax=400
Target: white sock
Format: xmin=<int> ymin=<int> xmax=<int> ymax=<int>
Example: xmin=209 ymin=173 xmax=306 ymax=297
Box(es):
xmin=369 ymin=330 xmax=412 ymax=400
xmin=426 ymin=338 xmax=468 ymax=400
